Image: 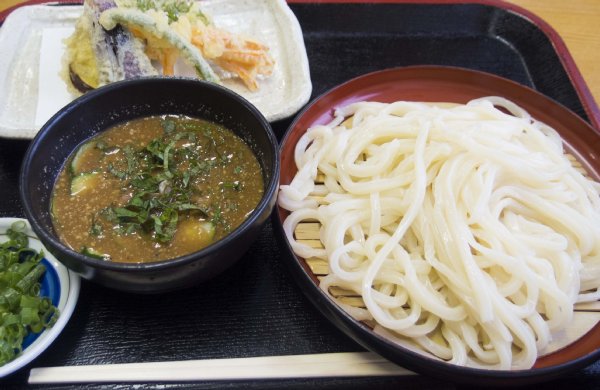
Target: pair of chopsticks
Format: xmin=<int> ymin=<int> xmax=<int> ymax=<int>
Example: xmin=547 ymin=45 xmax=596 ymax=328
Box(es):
xmin=28 ymin=352 xmax=414 ymax=384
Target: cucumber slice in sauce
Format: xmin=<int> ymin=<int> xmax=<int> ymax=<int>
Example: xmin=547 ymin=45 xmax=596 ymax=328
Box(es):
xmin=70 ymin=141 xmax=96 ymax=176
xmin=70 ymin=172 xmax=100 ymax=196
xmin=81 ymin=246 xmax=109 ymax=260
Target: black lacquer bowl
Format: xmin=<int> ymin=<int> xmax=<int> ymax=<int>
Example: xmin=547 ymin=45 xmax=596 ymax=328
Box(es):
xmin=20 ymin=77 xmax=279 ymax=293
xmin=273 ymin=66 xmax=600 ymax=386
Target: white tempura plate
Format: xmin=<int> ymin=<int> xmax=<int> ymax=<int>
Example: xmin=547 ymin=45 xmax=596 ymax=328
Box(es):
xmin=0 ymin=0 xmax=312 ymax=138
xmin=0 ymin=218 xmax=80 ymax=378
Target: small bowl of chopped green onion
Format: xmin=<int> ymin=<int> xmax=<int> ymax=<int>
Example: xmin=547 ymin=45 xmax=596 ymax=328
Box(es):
xmin=0 ymin=218 xmax=79 ymax=378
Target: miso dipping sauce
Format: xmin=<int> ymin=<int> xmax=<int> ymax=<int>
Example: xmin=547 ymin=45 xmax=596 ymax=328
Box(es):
xmin=51 ymin=115 xmax=264 ymax=263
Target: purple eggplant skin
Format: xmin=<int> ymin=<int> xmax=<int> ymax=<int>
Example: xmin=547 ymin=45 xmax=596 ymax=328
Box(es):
xmin=68 ymin=0 xmax=157 ymax=93
xmin=69 ymin=65 xmax=94 ymax=93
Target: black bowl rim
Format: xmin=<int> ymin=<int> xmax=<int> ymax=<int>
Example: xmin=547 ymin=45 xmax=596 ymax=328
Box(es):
xmin=20 ymin=77 xmax=280 ymax=272
xmin=274 ymin=65 xmax=600 ymax=385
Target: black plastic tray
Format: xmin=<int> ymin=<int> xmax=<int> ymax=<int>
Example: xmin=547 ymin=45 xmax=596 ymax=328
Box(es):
xmin=1 ymin=1 xmax=600 ymax=388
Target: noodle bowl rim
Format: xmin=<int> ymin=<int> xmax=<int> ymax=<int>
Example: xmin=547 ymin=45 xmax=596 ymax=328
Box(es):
xmin=274 ymin=65 xmax=600 ymax=384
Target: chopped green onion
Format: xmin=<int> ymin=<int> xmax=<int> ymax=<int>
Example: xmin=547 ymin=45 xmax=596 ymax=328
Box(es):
xmin=0 ymin=222 xmax=59 ymax=366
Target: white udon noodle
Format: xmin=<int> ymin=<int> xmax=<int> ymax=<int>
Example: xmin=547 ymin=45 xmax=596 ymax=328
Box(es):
xmin=278 ymin=97 xmax=600 ymax=370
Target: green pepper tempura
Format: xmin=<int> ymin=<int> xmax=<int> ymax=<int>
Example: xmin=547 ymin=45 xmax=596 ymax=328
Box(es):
xmin=0 ymin=221 xmax=59 ymax=366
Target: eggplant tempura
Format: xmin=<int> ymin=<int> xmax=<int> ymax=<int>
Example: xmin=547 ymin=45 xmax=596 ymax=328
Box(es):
xmin=63 ymin=0 xmax=158 ymax=92
xmin=63 ymin=0 xmax=275 ymax=93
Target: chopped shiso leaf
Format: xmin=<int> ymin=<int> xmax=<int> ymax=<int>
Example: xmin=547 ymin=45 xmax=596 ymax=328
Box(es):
xmin=89 ymin=118 xmax=237 ymax=244
xmin=0 ymin=221 xmax=59 ymax=366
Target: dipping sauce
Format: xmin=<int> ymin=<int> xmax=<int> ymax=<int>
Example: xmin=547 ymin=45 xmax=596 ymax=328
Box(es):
xmin=51 ymin=115 xmax=264 ymax=263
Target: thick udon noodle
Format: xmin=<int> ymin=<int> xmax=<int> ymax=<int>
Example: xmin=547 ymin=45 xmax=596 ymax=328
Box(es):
xmin=278 ymin=97 xmax=600 ymax=370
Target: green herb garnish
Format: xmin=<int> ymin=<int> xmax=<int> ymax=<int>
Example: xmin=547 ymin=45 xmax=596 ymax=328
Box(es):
xmin=94 ymin=119 xmax=241 ymax=243
xmin=135 ymin=0 xmax=194 ymax=23
xmin=0 ymin=221 xmax=58 ymax=366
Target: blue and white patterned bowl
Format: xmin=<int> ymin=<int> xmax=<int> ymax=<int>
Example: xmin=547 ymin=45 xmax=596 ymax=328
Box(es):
xmin=0 ymin=218 xmax=80 ymax=378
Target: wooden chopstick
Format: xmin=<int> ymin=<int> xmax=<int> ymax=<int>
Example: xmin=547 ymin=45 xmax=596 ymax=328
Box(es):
xmin=28 ymin=352 xmax=414 ymax=384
